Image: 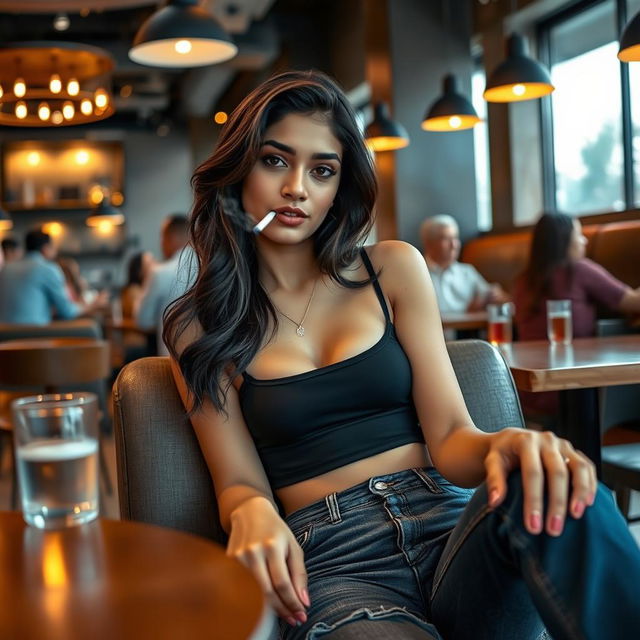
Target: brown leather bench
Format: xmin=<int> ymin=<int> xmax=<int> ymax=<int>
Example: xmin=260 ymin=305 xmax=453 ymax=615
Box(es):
xmin=461 ymin=219 xmax=640 ymax=292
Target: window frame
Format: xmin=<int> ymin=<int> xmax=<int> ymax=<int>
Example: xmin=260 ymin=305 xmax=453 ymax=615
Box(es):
xmin=536 ymin=0 xmax=635 ymax=215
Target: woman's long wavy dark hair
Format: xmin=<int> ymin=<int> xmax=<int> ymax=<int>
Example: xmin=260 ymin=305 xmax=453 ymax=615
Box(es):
xmin=520 ymin=212 xmax=576 ymax=317
xmin=163 ymin=70 xmax=378 ymax=413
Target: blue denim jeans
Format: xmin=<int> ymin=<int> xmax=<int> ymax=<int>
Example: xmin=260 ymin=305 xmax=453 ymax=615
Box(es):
xmin=277 ymin=467 xmax=640 ymax=640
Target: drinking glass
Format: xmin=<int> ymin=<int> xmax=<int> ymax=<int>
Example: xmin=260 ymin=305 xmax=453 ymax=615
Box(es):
xmin=546 ymin=299 xmax=573 ymax=345
xmin=12 ymin=392 xmax=100 ymax=529
xmin=487 ymin=303 xmax=513 ymax=346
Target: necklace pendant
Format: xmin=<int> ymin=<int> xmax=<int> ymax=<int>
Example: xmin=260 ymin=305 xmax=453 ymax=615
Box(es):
xmin=296 ymin=325 xmax=305 ymax=337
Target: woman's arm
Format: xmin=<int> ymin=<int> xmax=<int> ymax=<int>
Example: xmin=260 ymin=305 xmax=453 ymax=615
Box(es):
xmin=169 ymin=343 xmax=309 ymax=626
xmin=371 ymin=240 xmax=597 ymax=537
xmin=618 ymin=286 xmax=640 ymax=314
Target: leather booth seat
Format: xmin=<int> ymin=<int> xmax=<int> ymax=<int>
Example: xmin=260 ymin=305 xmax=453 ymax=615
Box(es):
xmin=460 ymin=219 xmax=640 ymax=292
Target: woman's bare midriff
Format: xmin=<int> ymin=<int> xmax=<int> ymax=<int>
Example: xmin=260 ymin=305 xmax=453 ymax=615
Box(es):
xmin=276 ymin=443 xmax=431 ymax=516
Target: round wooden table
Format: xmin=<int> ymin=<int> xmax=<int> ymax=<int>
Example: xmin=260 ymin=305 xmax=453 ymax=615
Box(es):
xmin=0 ymin=512 xmax=270 ymax=639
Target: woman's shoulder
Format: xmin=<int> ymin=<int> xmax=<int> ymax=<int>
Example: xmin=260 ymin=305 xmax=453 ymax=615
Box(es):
xmin=364 ymin=240 xmax=424 ymax=273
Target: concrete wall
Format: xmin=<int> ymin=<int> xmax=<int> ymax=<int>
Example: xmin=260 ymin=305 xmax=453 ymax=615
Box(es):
xmin=388 ymin=0 xmax=478 ymax=247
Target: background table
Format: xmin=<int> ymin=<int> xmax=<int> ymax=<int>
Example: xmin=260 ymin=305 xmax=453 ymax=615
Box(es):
xmin=501 ymin=335 xmax=640 ymax=471
xmin=0 ymin=512 xmax=270 ymax=639
xmin=441 ymin=310 xmax=488 ymax=332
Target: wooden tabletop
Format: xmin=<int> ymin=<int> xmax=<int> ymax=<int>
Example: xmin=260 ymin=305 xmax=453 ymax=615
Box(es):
xmin=441 ymin=311 xmax=488 ymax=331
xmin=501 ymin=334 xmax=640 ymax=392
xmin=104 ymin=318 xmax=156 ymax=335
xmin=0 ymin=512 xmax=270 ymax=640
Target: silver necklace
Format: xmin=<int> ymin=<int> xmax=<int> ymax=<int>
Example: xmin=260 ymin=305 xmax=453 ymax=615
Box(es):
xmin=273 ymin=278 xmax=318 ymax=337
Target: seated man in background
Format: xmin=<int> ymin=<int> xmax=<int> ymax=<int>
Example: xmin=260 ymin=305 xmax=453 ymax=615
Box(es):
xmin=0 ymin=229 xmax=107 ymax=324
xmin=421 ymin=214 xmax=508 ymax=313
xmin=136 ymin=214 xmax=195 ymax=356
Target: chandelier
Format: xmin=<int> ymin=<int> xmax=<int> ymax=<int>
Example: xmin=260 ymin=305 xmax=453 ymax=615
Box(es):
xmin=0 ymin=42 xmax=115 ymax=127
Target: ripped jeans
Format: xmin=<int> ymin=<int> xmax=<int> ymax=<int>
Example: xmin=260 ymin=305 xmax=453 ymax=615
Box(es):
xmin=277 ymin=467 xmax=640 ymax=640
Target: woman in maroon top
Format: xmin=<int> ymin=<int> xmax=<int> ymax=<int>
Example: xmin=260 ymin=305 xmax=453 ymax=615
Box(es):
xmin=513 ymin=212 xmax=640 ymax=417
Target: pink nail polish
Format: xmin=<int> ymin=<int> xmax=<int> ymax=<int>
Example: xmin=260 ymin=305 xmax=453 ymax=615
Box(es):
xmin=295 ymin=611 xmax=307 ymax=624
xmin=286 ymin=617 xmax=297 ymax=627
xmin=572 ymin=500 xmax=585 ymax=519
xmin=529 ymin=511 xmax=542 ymax=533
xmin=550 ymin=515 xmax=564 ymax=535
xmin=301 ymin=587 xmax=311 ymax=607
xmin=489 ymin=488 xmax=500 ymax=507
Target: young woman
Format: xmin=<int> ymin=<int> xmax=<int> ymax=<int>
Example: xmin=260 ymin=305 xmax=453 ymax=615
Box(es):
xmin=164 ymin=71 xmax=640 ymax=640
xmin=514 ymin=212 xmax=640 ymax=418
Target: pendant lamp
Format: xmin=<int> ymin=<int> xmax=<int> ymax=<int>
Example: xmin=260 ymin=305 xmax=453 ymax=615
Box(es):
xmin=129 ymin=0 xmax=237 ymax=68
xmin=422 ymin=74 xmax=480 ymax=132
xmin=364 ymin=103 xmax=410 ymax=151
xmin=618 ymin=10 xmax=640 ymax=62
xmin=0 ymin=205 xmax=12 ymax=231
xmin=86 ymin=198 xmax=125 ymax=228
xmin=484 ymin=33 xmax=554 ymax=103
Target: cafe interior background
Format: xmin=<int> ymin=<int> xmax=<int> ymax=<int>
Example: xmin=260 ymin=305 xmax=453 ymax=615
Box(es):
xmin=1 ymin=0 xmax=640 ymax=529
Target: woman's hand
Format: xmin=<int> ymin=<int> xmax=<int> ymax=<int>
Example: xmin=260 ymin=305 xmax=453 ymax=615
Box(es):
xmin=484 ymin=428 xmax=597 ymax=536
xmin=227 ymin=496 xmax=310 ymax=626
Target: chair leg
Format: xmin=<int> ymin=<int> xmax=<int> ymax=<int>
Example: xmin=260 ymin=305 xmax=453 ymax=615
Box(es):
xmin=98 ymin=437 xmax=113 ymax=497
xmin=614 ymin=486 xmax=631 ymax=520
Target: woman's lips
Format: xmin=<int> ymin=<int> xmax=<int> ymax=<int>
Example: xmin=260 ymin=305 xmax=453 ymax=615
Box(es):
xmin=275 ymin=212 xmax=306 ymax=226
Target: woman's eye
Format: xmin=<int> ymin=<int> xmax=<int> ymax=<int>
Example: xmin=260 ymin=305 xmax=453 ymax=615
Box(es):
xmin=262 ymin=155 xmax=285 ymax=168
xmin=313 ymin=166 xmax=337 ymax=179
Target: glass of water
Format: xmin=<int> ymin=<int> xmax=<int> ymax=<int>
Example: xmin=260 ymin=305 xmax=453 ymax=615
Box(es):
xmin=11 ymin=392 xmax=99 ymax=529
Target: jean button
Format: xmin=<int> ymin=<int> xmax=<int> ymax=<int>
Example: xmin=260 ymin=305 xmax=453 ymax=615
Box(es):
xmin=374 ymin=481 xmax=388 ymax=490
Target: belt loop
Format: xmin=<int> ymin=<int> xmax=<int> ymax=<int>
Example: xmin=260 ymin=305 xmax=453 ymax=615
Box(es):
xmin=325 ymin=492 xmax=342 ymax=523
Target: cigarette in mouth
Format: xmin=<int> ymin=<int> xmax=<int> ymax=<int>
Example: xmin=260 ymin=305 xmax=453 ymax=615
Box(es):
xmin=252 ymin=210 xmax=277 ymax=235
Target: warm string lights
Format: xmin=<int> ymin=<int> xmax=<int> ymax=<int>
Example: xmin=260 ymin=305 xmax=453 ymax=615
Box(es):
xmin=0 ymin=43 xmax=115 ymax=127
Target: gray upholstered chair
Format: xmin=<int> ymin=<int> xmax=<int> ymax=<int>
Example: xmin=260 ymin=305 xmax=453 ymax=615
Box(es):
xmin=114 ymin=340 xmax=552 ymax=638
xmin=113 ymin=339 xmax=524 ymax=541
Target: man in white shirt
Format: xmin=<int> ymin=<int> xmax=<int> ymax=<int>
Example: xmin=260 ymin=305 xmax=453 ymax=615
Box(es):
xmin=421 ymin=215 xmax=507 ymax=313
xmin=136 ymin=215 xmax=196 ymax=355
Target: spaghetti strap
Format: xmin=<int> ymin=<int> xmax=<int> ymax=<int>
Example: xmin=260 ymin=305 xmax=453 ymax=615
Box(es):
xmin=360 ymin=248 xmax=391 ymax=323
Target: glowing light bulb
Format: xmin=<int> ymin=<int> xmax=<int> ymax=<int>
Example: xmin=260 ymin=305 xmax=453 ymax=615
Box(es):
xmin=43 ymin=222 xmax=63 ymax=237
xmin=94 ymin=89 xmax=108 ymax=109
xmin=512 ymin=84 xmax=526 ymax=96
xmin=80 ymin=99 xmax=93 ymax=116
xmin=15 ymin=101 xmax=27 ymax=119
xmin=13 ymin=78 xmax=26 ymax=98
xmin=214 ymin=111 xmax=228 ymax=124
xmin=49 ymin=74 xmax=62 ymax=94
xmin=448 ymin=116 xmax=462 ymax=129
xmin=67 ymin=78 xmax=79 ymax=96
xmin=75 ymin=150 xmax=89 ymax=165
xmin=97 ymin=219 xmax=114 ymax=234
xmin=38 ymin=102 xmax=51 ymax=121
xmin=51 ymin=110 xmax=63 ymax=125
xmin=0 ymin=84 xmax=3 ymax=99
xmin=62 ymin=101 xmax=75 ymax=120
xmin=27 ymin=151 xmax=41 ymax=166
xmin=174 ymin=40 xmax=192 ymax=54
xmin=88 ymin=185 xmax=104 ymax=204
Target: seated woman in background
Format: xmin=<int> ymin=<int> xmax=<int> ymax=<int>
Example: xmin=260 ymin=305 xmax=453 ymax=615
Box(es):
xmin=121 ymin=250 xmax=155 ymax=319
xmin=513 ymin=212 xmax=640 ymax=419
xmin=57 ymin=256 xmax=91 ymax=304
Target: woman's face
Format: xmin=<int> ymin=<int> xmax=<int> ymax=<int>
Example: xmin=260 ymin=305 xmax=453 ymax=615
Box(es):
xmin=241 ymin=111 xmax=343 ymax=244
xmin=568 ymin=219 xmax=587 ymax=261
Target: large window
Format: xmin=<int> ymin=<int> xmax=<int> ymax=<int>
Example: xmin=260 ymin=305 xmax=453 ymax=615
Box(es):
xmin=472 ymin=59 xmax=492 ymax=231
xmin=543 ymin=0 xmax=626 ymax=215
xmin=628 ymin=0 xmax=640 ymax=205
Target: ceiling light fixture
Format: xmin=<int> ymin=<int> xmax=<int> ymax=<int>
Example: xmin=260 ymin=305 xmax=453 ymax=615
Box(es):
xmin=86 ymin=197 xmax=125 ymax=228
xmin=0 ymin=42 xmax=115 ymax=127
xmin=364 ymin=103 xmax=410 ymax=152
xmin=484 ymin=33 xmax=554 ymax=102
xmin=422 ymin=74 xmax=480 ymax=132
xmin=129 ymin=0 xmax=237 ymax=68
xmin=618 ymin=10 xmax=640 ymax=61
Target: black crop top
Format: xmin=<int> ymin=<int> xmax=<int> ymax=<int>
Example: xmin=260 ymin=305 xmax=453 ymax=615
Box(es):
xmin=239 ymin=248 xmax=424 ymax=489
